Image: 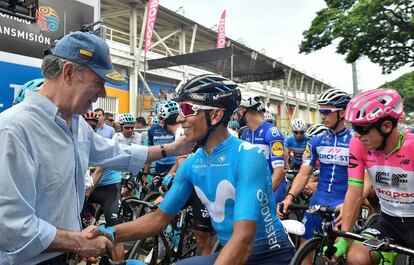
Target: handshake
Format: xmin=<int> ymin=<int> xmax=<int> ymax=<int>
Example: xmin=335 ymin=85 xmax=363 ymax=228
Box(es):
xmin=74 ymin=225 xmax=115 ymax=263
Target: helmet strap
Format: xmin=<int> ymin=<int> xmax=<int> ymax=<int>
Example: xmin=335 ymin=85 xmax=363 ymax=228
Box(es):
xmin=330 ymin=111 xmax=343 ymax=131
xmin=374 ymin=120 xmax=396 ymax=151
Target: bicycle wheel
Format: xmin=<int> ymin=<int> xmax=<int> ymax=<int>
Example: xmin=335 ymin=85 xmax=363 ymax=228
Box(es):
xmin=137 ymin=191 xmax=162 ymax=217
xmin=290 ymin=237 xmax=346 ymax=265
xmin=128 ymin=238 xmax=154 ymax=262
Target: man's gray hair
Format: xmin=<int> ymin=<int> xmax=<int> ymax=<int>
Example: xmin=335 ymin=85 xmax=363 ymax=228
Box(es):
xmin=41 ymin=55 xmax=86 ymax=79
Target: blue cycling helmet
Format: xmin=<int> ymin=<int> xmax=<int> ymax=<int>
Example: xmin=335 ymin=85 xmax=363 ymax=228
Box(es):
xmin=317 ymin=88 xmax=351 ymax=109
xmin=151 ymin=115 xmax=160 ymax=125
xmin=13 ymin=78 xmax=44 ymax=105
xmin=119 ymin=113 xmax=134 ymax=125
xmin=153 ymin=100 xmax=166 ymax=113
xmin=177 ymin=74 xmax=241 ymax=146
xmin=157 ymin=101 xmax=180 ymax=121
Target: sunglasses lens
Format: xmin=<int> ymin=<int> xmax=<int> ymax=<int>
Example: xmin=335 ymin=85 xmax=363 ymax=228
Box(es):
xmin=294 ymin=131 xmax=304 ymax=135
xmin=179 ymin=102 xmax=196 ymax=117
xmin=353 ymin=125 xmax=371 ymax=135
xmin=319 ymin=109 xmax=333 ymax=114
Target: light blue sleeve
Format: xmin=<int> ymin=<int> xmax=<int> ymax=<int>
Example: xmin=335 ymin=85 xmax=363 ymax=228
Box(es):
xmin=233 ymin=144 xmax=269 ymax=221
xmin=283 ymin=135 xmax=292 ymax=149
xmin=159 ymin=158 xmax=193 ymax=214
xmin=0 ymin=128 xmax=56 ymax=263
xmin=87 ymin=121 xmax=148 ymax=175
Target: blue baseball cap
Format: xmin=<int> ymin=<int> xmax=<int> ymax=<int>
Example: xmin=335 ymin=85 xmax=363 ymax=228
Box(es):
xmin=52 ymin=31 xmax=126 ymax=86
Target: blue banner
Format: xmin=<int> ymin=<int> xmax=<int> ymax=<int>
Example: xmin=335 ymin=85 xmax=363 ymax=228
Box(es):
xmin=0 ymin=61 xmax=42 ymax=112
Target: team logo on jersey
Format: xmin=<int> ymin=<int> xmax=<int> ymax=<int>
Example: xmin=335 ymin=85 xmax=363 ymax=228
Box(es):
xmin=194 ymin=180 xmax=236 ymax=223
xmin=270 ymin=127 xmax=280 ymax=137
xmin=218 ymin=155 xmax=226 ymax=163
xmin=271 ymin=141 xmax=283 ymax=156
xmin=238 ymin=142 xmax=261 ymax=153
xmin=259 ymin=128 xmax=264 ymax=136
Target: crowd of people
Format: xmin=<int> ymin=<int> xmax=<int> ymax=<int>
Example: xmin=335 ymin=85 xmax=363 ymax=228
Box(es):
xmin=1 ymin=30 xmax=414 ymax=265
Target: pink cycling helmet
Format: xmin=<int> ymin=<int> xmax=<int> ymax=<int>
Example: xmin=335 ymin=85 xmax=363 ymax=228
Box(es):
xmin=345 ymin=88 xmax=403 ymax=124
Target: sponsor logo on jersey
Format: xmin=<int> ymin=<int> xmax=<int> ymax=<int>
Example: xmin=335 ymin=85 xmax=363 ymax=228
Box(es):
xmin=317 ymin=146 xmax=349 ymax=166
xmin=257 ymin=190 xmax=281 ymax=249
xmin=271 ymin=141 xmax=284 ymax=156
xmin=194 ymin=180 xmax=236 ymax=223
xmin=238 ymin=142 xmax=261 ymax=153
xmin=348 ymin=153 xmax=358 ymax=168
xmin=259 ymin=128 xmax=264 ymax=137
xmin=401 ymin=159 xmax=410 ymax=165
xmin=376 ymin=187 xmax=414 ymax=198
xmin=218 ymin=155 xmax=226 ymax=163
xmin=375 ymin=172 xmax=407 ymax=186
xmin=153 ymin=135 xmax=174 ymax=140
xmin=270 ymin=127 xmax=280 ymax=137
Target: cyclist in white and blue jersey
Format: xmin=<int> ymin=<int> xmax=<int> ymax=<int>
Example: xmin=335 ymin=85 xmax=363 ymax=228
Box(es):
xmin=279 ymin=88 xmax=352 ymax=243
xmin=102 ymin=74 xmax=294 ymax=265
xmin=284 ymin=118 xmax=309 ymax=170
xmin=239 ymin=96 xmax=287 ymax=205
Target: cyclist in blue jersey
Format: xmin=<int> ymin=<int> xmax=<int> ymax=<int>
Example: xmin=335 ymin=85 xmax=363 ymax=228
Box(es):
xmin=143 ymin=101 xmax=180 ymax=176
xmin=102 ymin=74 xmax=294 ymax=265
xmin=278 ymin=88 xmax=352 ymax=250
xmin=284 ymin=118 xmax=309 ymax=170
xmin=239 ymin=96 xmax=287 ymax=204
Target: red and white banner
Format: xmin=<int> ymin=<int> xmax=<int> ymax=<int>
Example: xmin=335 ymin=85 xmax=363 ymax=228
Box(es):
xmin=144 ymin=0 xmax=160 ymax=53
xmin=216 ymin=10 xmax=226 ymax=48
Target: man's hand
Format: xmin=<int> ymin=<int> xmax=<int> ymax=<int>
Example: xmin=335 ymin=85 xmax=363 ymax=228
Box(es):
xmin=334 ymin=203 xmax=344 ymax=229
xmin=277 ymin=195 xmax=293 ymax=219
xmin=76 ymin=226 xmax=113 ymax=259
xmin=169 ymin=134 xmax=196 ymax=156
xmin=323 ymin=237 xmax=348 ymax=264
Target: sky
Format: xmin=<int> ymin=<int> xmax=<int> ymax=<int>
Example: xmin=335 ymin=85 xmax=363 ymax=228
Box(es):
xmin=161 ymin=0 xmax=413 ymax=94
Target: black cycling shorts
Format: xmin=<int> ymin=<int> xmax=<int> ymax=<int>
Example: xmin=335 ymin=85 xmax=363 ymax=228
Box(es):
xmin=189 ymin=190 xmax=213 ymax=232
xmin=87 ymin=183 xmax=122 ymax=226
xmin=362 ymin=211 xmax=414 ymax=249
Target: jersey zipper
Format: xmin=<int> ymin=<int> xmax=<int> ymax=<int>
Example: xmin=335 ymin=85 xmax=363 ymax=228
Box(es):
xmin=328 ymin=133 xmax=338 ymax=193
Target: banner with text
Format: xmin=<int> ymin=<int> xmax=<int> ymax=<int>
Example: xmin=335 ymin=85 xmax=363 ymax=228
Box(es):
xmin=144 ymin=0 xmax=159 ymax=54
xmin=216 ymin=10 xmax=226 ymax=48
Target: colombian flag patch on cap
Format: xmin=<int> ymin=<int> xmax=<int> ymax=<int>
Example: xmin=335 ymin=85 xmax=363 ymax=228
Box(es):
xmin=78 ymin=49 xmax=93 ymax=61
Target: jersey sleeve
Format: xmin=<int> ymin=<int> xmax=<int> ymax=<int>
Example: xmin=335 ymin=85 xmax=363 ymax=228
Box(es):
xmin=159 ymin=158 xmax=193 ymax=214
xmin=266 ymin=127 xmax=284 ymax=168
xmin=234 ymin=144 xmax=269 ymax=221
xmin=283 ymin=135 xmax=292 ymax=149
xmin=302 ymin=136 xmax=318 ymax=167
xmin=348 ymin=137 xmax=366 ymax=188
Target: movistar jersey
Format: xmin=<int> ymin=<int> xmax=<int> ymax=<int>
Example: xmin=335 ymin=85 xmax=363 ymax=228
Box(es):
xmin=284 ymin=134 xmax=309 ymax=166
xmin=348 ymin=131 xmax=414 ymax=217
xmin=241 ymin=121 xmax=285 ymax=170
xmin=160 ymin=136 xmax=292 ymax=254
xmin=147 ymin=124 xmax=176 ymax=165
xmin=302 ymin=128 xmax=352 ymax=198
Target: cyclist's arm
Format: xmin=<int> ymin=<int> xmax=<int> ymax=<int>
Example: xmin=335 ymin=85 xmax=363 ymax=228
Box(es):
xmin=283 ymin=138 xmax=291 ymax=168
xmin=362 ymin=170 xmax=372 ymax=200
xmin=114 ymin=208 xmax=175 ymax=242
xmin=272 ymin=166 xmax=285 ymax=192
xmin=341 ymin=137 xmax=366 ymax=236
xmin=214 ymin=220 xmax=256 ymax=265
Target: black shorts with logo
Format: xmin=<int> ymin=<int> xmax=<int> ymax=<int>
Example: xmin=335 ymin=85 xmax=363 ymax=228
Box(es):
xmin=362 ymin=211 xmax=414 ymax=249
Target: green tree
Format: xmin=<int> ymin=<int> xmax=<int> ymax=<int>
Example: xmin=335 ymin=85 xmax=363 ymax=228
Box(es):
xmin=300 ymin=0 xmax=414 ymax=74
xmin=384 ymin=71 xmax=414 ymax=113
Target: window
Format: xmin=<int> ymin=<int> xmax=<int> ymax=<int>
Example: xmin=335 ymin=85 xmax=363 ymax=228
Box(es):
xmin=92 ymin=96 xmax=118 ymax=114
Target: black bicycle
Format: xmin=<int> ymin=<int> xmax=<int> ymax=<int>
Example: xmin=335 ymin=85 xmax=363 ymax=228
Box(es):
xmin=125 ymin=198 xmax=197 ymax=265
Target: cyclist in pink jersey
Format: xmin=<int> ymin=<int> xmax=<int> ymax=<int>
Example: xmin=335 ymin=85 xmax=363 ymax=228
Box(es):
xmin=326 ymin=88 xmax=414 ymax=265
